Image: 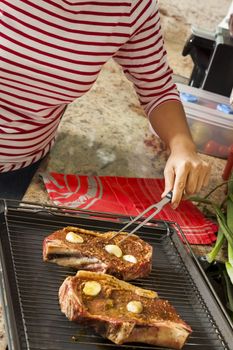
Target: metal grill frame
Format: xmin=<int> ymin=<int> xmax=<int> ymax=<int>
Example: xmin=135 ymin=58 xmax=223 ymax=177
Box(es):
xmin=0 ymin=199 xmax=232 ymax=350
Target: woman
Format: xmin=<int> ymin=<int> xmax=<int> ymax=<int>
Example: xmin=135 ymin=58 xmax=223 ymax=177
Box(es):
xmin=0 ymin=0 xmax=210 ymax=207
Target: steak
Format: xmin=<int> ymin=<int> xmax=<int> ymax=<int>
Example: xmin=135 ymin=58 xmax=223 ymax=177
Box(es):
xmin=43 ymin=226 xmax=152 ymax=280
xmin=59 ymin=271 xmax=192 ymax=349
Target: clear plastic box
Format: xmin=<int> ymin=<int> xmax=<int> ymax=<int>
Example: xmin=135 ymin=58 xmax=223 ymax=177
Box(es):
xmin=177 ymin=83 xmax=233 ymax=159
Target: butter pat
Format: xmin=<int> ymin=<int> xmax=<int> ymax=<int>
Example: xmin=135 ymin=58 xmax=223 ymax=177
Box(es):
xmin=105 ymin=244 xmax=122 ymax=258
xmin=127 ymin=301 xmax=143 ymax=314
xmin=66 ymin=232 xmax=84 ymax=244
xmin=83 ymin=281 xmax=101 ymax=296
xmin=123 ymin=255 xmax=137 ymax=263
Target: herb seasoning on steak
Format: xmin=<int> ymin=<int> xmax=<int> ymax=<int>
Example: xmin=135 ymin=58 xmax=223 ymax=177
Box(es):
xmin=43 ymin=226 xmax=152 ymax=280
xmin=59 ymin=271 xmax=192 ymax=349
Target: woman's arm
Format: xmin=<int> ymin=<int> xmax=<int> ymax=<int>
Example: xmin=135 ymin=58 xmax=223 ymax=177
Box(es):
xmin=149 ymin=100 xmax=211 ymax=208
xmin=113 ymin=0 xmax=211 ymax=207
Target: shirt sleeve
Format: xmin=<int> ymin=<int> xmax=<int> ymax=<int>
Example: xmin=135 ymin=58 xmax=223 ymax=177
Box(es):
xmin=113 ymin=0 xmax=181 ymax=118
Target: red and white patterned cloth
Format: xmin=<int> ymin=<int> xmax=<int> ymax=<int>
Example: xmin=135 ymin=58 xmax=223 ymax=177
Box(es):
xmin=42 ymin=173 xmax=217 ymax=245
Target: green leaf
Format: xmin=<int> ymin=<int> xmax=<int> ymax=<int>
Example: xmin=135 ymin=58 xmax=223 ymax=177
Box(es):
xmin=188 ymin=196 xmax=213 ymax=205
xmin=229 ymin=193 xmax=233 ymax=203
xmin=225 ymin=262 xmax=233 ymax=285
xmin=206 ymin=228 xmax=225 ymax=263
xmin=213 ymin=205 xmax=233 ymax=250
xmin=223 ymin=270 xmax=233 ymax=316
xmin=227 ymin=175 xmax=233 ymax=234
xmin=228 ymin=241 xmax=233 ymax=267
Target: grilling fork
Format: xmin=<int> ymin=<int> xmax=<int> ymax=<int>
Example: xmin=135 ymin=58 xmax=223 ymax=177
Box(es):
xmin=110 ymin=191 xmax=173 ymax=244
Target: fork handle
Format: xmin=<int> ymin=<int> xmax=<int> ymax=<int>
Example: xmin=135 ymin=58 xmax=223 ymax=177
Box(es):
xmin=166 ymin=191 xmax=173 ymax=201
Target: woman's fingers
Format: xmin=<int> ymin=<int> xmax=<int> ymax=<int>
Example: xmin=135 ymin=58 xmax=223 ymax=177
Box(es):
xmin=171 ymin=163 xmax=190 ymax=208
xmin=163 ymin=153 xmax=211 ymax=208
xmin=196 ymin=162 xmax=211 ymax=193
xmin=185 ymin=160 xmax=211 ymax=194
xmin=162 ymin=167 xmax=175 ymax=198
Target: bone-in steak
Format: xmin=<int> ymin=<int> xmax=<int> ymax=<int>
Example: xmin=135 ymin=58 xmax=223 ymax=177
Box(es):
xmin=59 ymin=271 xmax=192 ymax=349
xmin=43 ymin=226 xmax=152 ymax=280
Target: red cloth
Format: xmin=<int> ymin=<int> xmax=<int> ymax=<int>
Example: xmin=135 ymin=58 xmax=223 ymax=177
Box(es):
xmin=42 ymin=173 xmax=217 ymax=245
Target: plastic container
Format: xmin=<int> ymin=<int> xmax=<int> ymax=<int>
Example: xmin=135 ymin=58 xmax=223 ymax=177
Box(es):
xmin=177 ymin=83 xmax=233 ymax=159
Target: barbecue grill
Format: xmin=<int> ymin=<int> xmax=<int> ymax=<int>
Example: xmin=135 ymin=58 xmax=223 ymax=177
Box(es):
xmin=0 ymin=199 xmax=232 ymax=350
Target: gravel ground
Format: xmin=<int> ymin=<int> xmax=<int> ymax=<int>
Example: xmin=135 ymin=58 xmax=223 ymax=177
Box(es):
xmin=159 ymin=0 xmax=230 ymax=30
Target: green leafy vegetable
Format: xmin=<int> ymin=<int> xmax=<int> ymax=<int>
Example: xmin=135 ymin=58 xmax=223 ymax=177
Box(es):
xmin=225 ymin=261 xmax=233 ymax=285
xmin=223 ymin=270 xmax=233 ymax=315
xmin=206 ymin=227 xmax=225 ymax=263
xmin=189 ymin=174 xmax=233 ymax=320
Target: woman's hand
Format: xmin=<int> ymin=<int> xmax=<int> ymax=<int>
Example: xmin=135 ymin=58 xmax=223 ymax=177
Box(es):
xmin=149 ymin=100 xmax=211 ymax=208
xmin=162 ymin=146 xmax=211 ymax=209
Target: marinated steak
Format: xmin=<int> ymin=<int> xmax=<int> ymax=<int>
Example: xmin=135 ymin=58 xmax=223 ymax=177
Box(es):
xmin=59 ymin=271 xmax=192 ymax=349
xmin=43 ymin=226 xmax=152 ymax=280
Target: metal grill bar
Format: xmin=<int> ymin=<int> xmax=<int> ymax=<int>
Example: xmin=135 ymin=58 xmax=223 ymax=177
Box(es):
xmin=0 ymin=201 xmax=232 ymax=350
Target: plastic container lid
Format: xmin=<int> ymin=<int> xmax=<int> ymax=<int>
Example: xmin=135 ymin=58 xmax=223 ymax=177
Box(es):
xmin=180 ymin=92 xmax=198 ymax=103
xmin=216 ymin=103 xmax=233 ymax=114
xmin=177 ymin=83 xmax=233 ymax=130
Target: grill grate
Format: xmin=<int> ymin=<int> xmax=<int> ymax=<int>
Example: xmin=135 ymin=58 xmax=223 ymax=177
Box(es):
xmin=0 ymin=200 xmax=232 ymax=350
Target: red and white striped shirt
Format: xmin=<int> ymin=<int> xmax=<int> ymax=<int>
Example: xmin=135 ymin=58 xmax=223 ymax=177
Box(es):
xmin=0 ymin=0 xmax=180 ymax=173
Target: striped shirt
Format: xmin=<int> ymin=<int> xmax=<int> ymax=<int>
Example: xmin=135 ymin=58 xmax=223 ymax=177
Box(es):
xmin=0 ymin=0 xmax=180 ymax=173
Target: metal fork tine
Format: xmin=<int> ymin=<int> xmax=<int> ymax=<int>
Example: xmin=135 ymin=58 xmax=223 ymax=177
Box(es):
xmin=119 ymin=207 xmax=161 ymax=244
xmin=118 ymin=203 xmax=157 ymax=233
xmin=108 ymin=191 xmax=173 ymax=242
xmin=106 ymin=203 xmax=157 ymax=241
